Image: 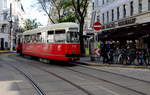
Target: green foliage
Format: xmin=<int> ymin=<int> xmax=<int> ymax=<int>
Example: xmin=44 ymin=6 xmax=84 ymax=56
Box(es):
xmin=23 ymin=19 xmax=41 ymax=31
xmin=57 ymin=13 xmax=76 ymax=23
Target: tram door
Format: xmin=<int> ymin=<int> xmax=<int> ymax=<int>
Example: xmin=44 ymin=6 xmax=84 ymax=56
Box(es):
xmin=0 ymin=38 xmax=4 ymax=50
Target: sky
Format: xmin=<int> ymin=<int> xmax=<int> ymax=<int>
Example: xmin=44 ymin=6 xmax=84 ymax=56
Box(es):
xmin=21 ymin=0 xmax=48 ymax=26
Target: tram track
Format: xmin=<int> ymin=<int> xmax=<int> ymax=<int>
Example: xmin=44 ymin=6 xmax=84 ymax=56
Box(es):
xmin=72 ymin=63 xmax=150 ymax=84
xmin=0 ymin=58 xmax=46 ymax=95
xmin=5 ymin=54 xmax=94 ymax=95
xmin=65 ymin=63 xmax=150 ymax=95
xmin=64 ymin=67 xmax=146 ymax=95
xmin=8 ymin=54 xmax=149 ymax=95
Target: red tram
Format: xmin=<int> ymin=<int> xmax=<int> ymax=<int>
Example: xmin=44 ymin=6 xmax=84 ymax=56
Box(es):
xmin=16 ymin=23 xmax=80 ymax=61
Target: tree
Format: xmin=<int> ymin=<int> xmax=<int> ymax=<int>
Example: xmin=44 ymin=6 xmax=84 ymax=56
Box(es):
xmin=37 ymin=0 xmax=55 ymax=23
xmin=23 ymin=19 xmax=41 ymax=31
xmin=37 ymin=0 xmax=76 ymax=23
xmin=57 ymin=12 xmax=76 ymax=23
xmin=72 ymin=0 xmax=89 ymax=56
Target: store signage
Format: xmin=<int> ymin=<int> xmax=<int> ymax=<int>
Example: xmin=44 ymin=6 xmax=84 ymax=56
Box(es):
xmin=102 ymin=18 xmax=136 ymax=29
xmin=118 ymin=18 xmax=136 ymax=26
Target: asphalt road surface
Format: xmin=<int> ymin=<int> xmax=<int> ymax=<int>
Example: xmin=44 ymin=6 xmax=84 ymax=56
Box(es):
xmin=0 ymin=53 xmax=150 ymax=95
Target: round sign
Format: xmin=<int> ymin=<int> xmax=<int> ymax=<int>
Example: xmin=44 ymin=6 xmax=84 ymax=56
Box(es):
xmin=93 ymin=22 xmax=102 ymax=31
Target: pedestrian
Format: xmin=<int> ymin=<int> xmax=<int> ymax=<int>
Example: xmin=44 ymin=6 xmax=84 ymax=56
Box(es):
xmin=101 ymin=41 xmax=109 ymax=63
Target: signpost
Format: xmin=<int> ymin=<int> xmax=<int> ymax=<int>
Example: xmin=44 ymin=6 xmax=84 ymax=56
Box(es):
xmin=90 ymin=22 xmax=102 ymax=61
xmin=94 ymin=48 xmax=100 ymax=56
xmin=93 ymin=21 xmax=102 ymax=31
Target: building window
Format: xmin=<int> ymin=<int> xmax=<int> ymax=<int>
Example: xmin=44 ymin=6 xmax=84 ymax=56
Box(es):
xmin=102 ymin=13 xmax=105 ymax=24
xmin=117 ymin=7 xmax=120 ymax=20
xmin=138 ymin=0 xmax=142 ymax=13
xmin=107 ymin=11 xmax=109 ymax=23
xmin=92 ymin=2 xmax=94 ymax=10
xmin=148 ymin=0 xmax=150 ymax=10
xmin=112 ymin=9 xmax=114 ymax=21
xmin=97 ymin=15 xmax=100 ymax=21
xmin=1 ymin=24 xmax=7 ymax=33
xmin=102 ymin=0 xmax=105 ymax=5
xmin=90 ymin=12 xmax=96 ymax=27
xmin=123 ymin=4 xmax=126 ymax=18
xmin=107 ymin=0 xmax=109 ymax=3
xmin=130 ymin=1 xmax=134 ymax=16
xmin=3 ymin=12 xmax=8 ymax=20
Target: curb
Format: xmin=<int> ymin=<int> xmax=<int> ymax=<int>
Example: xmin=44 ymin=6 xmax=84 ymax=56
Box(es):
xmin=76 ymin=61 xmax=150 ymax=69
xmin=0 ymin=51 xmax=16 ymax=54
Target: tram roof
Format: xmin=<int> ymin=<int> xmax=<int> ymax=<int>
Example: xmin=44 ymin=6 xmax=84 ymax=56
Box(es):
xmin=23 ymin=22 xmax=79 ymax=35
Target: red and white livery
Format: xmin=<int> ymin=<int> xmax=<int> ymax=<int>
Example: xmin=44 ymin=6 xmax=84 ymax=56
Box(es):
xmin=16 ymin=23 xmax=80 ymax=61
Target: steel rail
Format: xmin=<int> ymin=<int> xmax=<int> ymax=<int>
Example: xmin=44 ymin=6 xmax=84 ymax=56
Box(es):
xmin=64 ymin=67 xmax=146 ymax=95
xmin=5 ymin=62 xmax=46 ymax=95
xmin=10 ymin=54 xmax=147 ymax=95
xmin=73 ymin=62 xmax=150 ymax=84
xmin=8 ymin=55 xmax=94 ymax=95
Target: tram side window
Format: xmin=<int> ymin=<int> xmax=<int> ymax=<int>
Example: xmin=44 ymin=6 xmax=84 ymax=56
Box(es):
xmin=67 ymin=27 xmax=79 ymax=43
xmin=24 ymin=35 xmax=30 ymax=43
xmin=36 ymin=33 xmax=42 ymax=43
xmin=47 ymin=30 xmax=54 ymax=43
xmin=55 ymin=30 xmax=66 ymax=42
xmin=30 ymin=35 xmax=36 ymax=43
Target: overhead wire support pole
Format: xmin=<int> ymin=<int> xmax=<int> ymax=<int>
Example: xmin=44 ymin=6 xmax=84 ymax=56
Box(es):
xmin=9 ymin=3 xmax=13 ymax=51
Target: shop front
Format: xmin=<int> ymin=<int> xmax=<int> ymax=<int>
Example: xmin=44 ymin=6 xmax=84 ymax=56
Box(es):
xmin=99 ymin=11 xmax=150 ymax=49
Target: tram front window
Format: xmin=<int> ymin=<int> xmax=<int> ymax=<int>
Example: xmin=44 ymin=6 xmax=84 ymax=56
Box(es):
xmin=67 ymin=31 xmax=79 ymax=43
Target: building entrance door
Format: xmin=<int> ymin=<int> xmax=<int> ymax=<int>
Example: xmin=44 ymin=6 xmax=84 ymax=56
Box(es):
xmin=0 ymin=38 xmax=4 ymax=50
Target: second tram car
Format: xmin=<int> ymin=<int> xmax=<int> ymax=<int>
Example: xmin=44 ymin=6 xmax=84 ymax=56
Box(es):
xmin=16 ymin=23 xmax=80 ymax=61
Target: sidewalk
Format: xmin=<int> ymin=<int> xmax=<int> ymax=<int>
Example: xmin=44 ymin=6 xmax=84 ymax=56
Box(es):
xmin=0 ymin=50 xmax=15 ymax=54
xmin=0 ymin=63 xmax=36 ymax=95
xmin=77 ymin=56 xmax=150 ymax=69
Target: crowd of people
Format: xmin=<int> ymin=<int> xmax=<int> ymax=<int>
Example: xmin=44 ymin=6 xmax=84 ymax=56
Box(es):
xmin=97 ymin=40 xmax=150 ymax=65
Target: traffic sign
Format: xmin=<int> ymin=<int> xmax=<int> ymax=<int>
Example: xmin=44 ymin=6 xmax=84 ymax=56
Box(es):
xmin=93 ymin=22 xmax=102 ymax=31
xmin=94 ymin=48 xmax=100 ymax=56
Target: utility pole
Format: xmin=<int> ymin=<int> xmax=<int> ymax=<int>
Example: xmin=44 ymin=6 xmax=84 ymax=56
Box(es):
xmin=9 ymin=3 xmax=13 ymax=51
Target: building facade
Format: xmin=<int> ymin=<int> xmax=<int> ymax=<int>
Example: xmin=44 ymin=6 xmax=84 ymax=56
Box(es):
xmin=92 ymin=0 xmax=150 ymax=49
xmin=84 ymin=0 xmax=93 ymax=34
xmin=0 ymin=0 xmax=24 ymax=50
